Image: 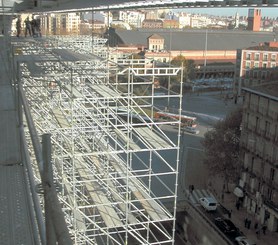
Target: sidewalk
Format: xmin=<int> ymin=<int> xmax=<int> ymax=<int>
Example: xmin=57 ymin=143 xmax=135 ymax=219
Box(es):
xmin=210 ymin=176 xmax=278 ymax=245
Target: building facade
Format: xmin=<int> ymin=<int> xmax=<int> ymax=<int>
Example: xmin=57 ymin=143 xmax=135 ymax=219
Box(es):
xmin=239 ymin=83 xmax=278 ymax=232
xmin=147 ymin=34 xmax=164 ymax=51
xmin=163 ymin=19 xmax=179 ymax=29
xmin=234 ymin=42 xmax=278 ymax=97
xmin=119 ymin=10 xmax=145 ymax=28
xmin=247 ymin=8 xmax=261 ymax=31
xmin=142 ymin=19 xmax=163 ymax=29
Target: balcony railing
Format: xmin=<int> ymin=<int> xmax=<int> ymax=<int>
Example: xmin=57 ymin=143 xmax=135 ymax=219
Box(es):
xmin=264 ymin=199 xmax=278 ymax=213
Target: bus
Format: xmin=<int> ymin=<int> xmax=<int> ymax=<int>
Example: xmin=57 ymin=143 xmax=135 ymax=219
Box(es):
xmin=154 ymin=111 xmax=197 ymax=127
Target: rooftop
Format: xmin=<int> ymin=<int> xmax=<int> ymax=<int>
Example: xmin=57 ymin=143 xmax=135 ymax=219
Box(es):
xmin=243 ymin=81 xmax=278 ymax=99
xmin=246 ymin=42 xmax=278 ymax=51
xmin=112 ymin=29 xmax=278 ymax=51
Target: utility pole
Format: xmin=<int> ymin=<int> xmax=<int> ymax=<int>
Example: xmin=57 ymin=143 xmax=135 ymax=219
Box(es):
xmin=203 ymin=29 xmax=208 ymax=79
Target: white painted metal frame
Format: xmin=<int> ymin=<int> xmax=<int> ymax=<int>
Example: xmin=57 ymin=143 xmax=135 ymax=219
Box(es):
xmin=15 ymin=35 xmax=183 ymax=245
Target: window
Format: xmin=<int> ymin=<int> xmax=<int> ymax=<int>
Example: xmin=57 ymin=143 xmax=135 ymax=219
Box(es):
xmin=265 ymin=120 xmax=270 ymax=137
xmin=263 ymin=53 xmax=268 ymax=61
xmin=245 ymin=61 xmax=251 ymax=69
xmin=246 ymin=113 xmax=250 ymax=126
xmin=271 ymin=54 xmax=276 ymax=62
xmin=251 ymin=156 xmax=255 ymax=172
xmin=262 ymin=63 xmax=267 ymax=68
xmin=255 ymin=53 xmax=260 ymax=61
xmin=254 ymin=62 xmax=259 ymax=68
xmin=246 ymin=53 xmax=251 ymax=60
xmin=271 ymin=63 xmax=276 ymax=68
xmin=261 ymin=71 xmax=267 ymax=79
xmin=255 ymin=116 xmax=259 ymax=132
xmin=267 ymin=188 xmax=273 ymax=200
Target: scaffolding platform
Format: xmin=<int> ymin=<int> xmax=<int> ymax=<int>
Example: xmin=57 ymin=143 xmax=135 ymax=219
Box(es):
xmin=15 ymin=35 xmax=180 ymax=244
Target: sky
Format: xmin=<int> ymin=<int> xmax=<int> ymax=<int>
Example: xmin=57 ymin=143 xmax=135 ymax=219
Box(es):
xmin=176 ymin=7 xmax=278 ymax=18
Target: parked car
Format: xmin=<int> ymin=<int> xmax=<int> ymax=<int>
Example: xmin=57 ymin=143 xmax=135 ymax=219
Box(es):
xmin=214 ymin=217 xmax=238 ymax=234
xmin=199 ymin=197 xmax=217 ymax=211
xmin=235 ymin=236 xmax=256 ymax=245
xmin=184 ymin=126 xmax=200 ymax=134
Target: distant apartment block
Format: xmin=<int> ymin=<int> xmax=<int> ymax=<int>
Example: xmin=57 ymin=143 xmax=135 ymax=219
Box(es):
xmin=142 ymin=19 xmax=163 ymax=29
xmin=239 ymin=83 xmax=278 ymax=231
xmin=234 ymin=42 xmax=278 ymax=97
xmin=177 ymin=13 xmax=191 ymax=28
xmin=119 ymin=11 xmax=145 ymax=28
xmin=41 ymin=13 xmax=80 ymax=35
xmin=190 ymin=14 xmax=211 ymax=29
xmin=247 ymin=8 xmax=261 ymax=31
xmin=66 ymin=13 xmax=81 ymax=34
xmin=163 ymin=19 xmax=179 ymax=29
xmin=145 ymin=10 xmax=158 ymax=20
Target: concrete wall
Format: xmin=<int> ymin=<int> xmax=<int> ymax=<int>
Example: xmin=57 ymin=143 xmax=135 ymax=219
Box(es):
xmin=179 ymin=203 xmax=233 ymax=245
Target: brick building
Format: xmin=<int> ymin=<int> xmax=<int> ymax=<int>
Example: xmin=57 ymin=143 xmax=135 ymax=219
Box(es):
xmin=163 ymin=19 xmax=179 ymax=29
xmin=234 ymin=41 xmax=278 ymax=97
xmin=247 ymin=8 xmax=261 ymax=32
xmin=239 ymin=82 xmax=278 ymax=232
xmin=142 ymin=19 xmax=163 ymax=29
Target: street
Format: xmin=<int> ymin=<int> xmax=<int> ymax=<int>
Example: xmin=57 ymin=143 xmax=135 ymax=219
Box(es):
xmin=154 ymin=90 xmax=240 ymax=202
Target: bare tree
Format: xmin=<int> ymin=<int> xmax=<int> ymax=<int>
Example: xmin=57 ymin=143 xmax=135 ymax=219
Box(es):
xmin=202 ymin=108 xmax=242 ymax=192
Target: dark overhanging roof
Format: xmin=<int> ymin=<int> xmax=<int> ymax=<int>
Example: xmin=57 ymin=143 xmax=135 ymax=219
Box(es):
xmin=2 ymin=1 xmax=278 ymax=14
xmin=243 ymin=81 xmax=278 ymax=100
xmin=113 ymin=29 xmax=278 ymax=51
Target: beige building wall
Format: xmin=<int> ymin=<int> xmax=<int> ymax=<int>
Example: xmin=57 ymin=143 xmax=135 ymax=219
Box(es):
xmin=240 ymin=86 xmax=278 ymax=231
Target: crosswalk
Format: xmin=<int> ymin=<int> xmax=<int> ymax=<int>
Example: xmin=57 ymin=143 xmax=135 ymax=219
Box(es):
xmin=185 ymin=189 xmax=217 ymax=205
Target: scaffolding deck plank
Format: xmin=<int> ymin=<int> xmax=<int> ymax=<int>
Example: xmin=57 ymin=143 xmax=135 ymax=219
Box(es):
xmin=78 ymin=167 xmax=123 ymax=228
xmin=134 ymin=127 xmax=171 ymax=149
xmin=91 ymin=84 xmax=119 ymax=98
xmin=133 ymin=190 xmax=169 ymax=221
xmin=88 ymin=156 xmax=138 ymax=224
xmin=114 ymin=128 xmax=141 ymax=151
xmin=52 ymin=110 xmax=123 ymax=228
xmin=64 ymin=84 xmax=83 ymax=98
xmin=111 ymin=160 xmax=170 ymax=221
xmin=52 ymin=109 xmax=71 ymax=128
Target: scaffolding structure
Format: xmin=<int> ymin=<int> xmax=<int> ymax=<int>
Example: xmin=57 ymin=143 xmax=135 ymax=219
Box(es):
xmin=15 ymin=35 xmax=183 ymax=244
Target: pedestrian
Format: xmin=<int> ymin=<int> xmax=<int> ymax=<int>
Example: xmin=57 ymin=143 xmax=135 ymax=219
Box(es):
xmin=247 ymin=219 xmax=251 ymax=229
xmin=256 ymin=229 xmax=260 ymax=239
xmin=31 ymin=15 xmax=36 ymax=36
xmin=244 ymin=218 xmax=248 ymax=228
xmin=35 ymin=16 xmax=41 ymax=37
xmin=228 ymin=209 xmax=232 ymax=219
xmin=16 ymin=16 xmax=21 ymax=37
xmin=262 ymin=225 xmax=267 ymax=235
xmin=236 ymin=201 xmax=240 ymax=210
xmin=254 ymin=222 xmax=258 ymax=229
xmin=24 ymin=17 xmax=31 ymax=37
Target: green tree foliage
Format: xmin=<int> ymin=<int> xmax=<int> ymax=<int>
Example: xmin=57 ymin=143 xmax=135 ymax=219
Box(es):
xmin=171 ymin=55 xmax=196 ymax=82
xmin=201 ymin=108 xmax=242 ymax=192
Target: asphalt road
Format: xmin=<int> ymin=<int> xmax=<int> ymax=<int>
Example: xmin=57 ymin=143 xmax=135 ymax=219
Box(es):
xmin=154 ymin=91 xmax=241 ymax=201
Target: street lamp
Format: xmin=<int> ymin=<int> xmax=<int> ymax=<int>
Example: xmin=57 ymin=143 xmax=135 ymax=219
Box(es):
xmin=203 ymin=29 xmax=208 ymax=79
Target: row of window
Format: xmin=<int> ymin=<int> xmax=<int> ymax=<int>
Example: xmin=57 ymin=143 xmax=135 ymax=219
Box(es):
xmin=244 ymin=70 xmax=269 ymax=80
xmin=245 ymin=60 xmax=277 ymax=69
xmin=245 ymin=52 xmax=277 ymax=62
xmin=245 ymin=155 xmax=276 ymax=201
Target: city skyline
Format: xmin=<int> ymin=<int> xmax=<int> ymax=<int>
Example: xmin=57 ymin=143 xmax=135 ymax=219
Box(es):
xmin=175 ymin=7 xmax=278 ymax=18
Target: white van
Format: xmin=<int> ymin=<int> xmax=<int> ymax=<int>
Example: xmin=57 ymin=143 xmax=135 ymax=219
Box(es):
xmin=199 ymin=197 xmax=218 ymax=211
